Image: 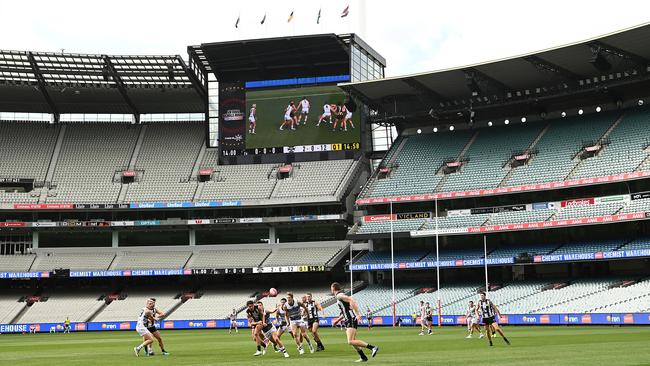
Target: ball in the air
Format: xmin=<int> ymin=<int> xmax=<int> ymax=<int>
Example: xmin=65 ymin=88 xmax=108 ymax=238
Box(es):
xmin=269 ymin=288 xmax=278 ymax=296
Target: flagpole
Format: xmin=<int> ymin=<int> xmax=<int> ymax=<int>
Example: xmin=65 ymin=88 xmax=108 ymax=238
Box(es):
xmin=435 ymin=195 xmax=441 ymax=327
xmin=390 ymin=200 xmax=396 ymax=327
xmin=350 ymin=243 xmax=353 ymax=296
xmin=484 ymin=235 xmax=489 ymax=295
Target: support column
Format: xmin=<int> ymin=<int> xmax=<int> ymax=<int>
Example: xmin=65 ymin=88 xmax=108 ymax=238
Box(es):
xmin=112 ymin=231 xmax=119 ymax=248
xmin=189 ymin=229 xmax=196 ymax=246
xmin=32 ymin=232 xmax=39 ymax=249
xmin=269 ymin=227 xmax=277 ymax=244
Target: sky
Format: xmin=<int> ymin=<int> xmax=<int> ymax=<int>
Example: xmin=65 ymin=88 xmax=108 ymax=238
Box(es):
xmin=1 ymin=0 xmax=649 ymax=77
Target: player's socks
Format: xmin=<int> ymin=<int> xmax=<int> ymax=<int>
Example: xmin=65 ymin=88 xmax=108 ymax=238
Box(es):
xmin=316 ymin=340 xmax=324 ymax=350
xmin=503 ymin=337 xmax=510 ymax=345
xmin=356 ymin=349 xmax=369 ymax=361
xmin=257 ymin=345 xmax=262 ymax=352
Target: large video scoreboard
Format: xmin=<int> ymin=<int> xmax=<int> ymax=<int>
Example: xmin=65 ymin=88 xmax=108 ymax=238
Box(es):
xmin=219 ymin=81 xmax=362 ymax=158
xmin=191 ymin=33 xmax=385 ymax=164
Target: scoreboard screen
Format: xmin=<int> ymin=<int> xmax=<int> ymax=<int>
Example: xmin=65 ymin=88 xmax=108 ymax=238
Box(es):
xmin=219 ymin=84 xmax=361 ymax=157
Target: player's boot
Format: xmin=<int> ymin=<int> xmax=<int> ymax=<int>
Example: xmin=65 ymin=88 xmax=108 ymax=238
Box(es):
xmin=355 ymin=358 xmax=368 ymax=362
xmin=298 ymin=346 xmax=305 ymax=355
xmin=479 ymin=333 xmax=485 ymax=338
xmin=465 ymin=334 xmax=472 ymax=339
xmin=161 ymin=351 xmax=170 ymax=356
xmin=253 ymin=350 xmax=263 ymax=356
xmin=134 ymin=347 xmax=141 ymax=357
xmin=371 ymin=346 xmax=379 ymax=358
xmin=419 ymin=331 xmax=424 ymax=336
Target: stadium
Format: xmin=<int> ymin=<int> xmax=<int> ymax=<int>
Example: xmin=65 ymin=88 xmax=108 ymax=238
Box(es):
xmin=1 ymin=4 xmax=650 ymax=365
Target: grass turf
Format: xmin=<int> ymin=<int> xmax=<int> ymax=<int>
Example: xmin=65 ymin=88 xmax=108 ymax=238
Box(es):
xmin=1 ymin=326 xmax=649 ymax=365
xmin=245 ymin=86 xmax=360 ymax=149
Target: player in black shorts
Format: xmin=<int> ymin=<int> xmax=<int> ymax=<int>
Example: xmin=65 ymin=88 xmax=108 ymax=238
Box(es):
xmin=144 ymin=298 xmax=169 ymax=356
xmin=305 ymin=293 xmax=325 ymax=351
xmin=331 ymin=282 xmax=379 ymax=362
xmin=425 ymin=302 xmax=433 ymax=335
xmin=478 ymin=291 xmax=510 ymax=347
xmin=246 ymin=300 xmax=289 ymax=357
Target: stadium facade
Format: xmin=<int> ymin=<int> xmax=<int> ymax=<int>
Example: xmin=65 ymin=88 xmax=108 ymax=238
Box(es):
xmin=1 ymin=24 xmax=650 ymax=332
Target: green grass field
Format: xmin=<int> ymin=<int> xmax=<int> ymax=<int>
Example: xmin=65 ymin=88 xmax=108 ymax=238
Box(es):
xmin=246 ymin=86 xmax=360 ymax=149
xmin=2 ymin=326 xmax=649 ymax=365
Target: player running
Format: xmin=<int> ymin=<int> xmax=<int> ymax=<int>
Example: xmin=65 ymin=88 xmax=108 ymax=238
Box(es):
xmin=283 ymin=292 xmax=314 ymax=354
xmin=229 ymin=308 xmax=239 ymax=334
xmin=305 ymin=292 xmax=325 ymax=351
xmin=248 ymin=104 xmax=257 ymax=134
xmin=418 ymin=301 xmax=427 ymax=335
xmin=466 ymin=300 xmax=483 ymax=338
xmin=331 ymin=282 xmax=378 ymax=362
xmin=247 ymin=300 xmax=290 ymax=357
xmin=317 ymin=103 xmax=332 ymax=126
xmin=478 ymin=292 xmax=510 ymax=347
xmin=424 ymin=302 xmax=433 ymax=335
xmin=280 ymin=101 xmax=297 ymax=131
xmin=297 ymin=97 xmax=310 ymax=125
xmin=275 ymin=298 xmax=293 ymax=340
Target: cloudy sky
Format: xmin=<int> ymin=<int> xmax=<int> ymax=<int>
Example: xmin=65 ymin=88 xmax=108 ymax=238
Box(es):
xmin=2 ymin=0 xmax=649 ymax=77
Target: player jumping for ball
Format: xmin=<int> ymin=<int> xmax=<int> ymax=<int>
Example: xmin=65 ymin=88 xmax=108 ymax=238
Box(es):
xmin=330 ymin=282 xmax=379 ymax=362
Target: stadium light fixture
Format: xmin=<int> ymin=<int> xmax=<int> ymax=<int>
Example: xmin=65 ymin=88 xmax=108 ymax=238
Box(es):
xmin=596 ymin=106 xmax=602 ymax=113
xmin=561 ymin=111 xmax=567 ymax=118
xmin=488 ymin=121 xmax=493 ymax=127
xmin=449 ymin=125 xmax=455 ymax=131
xmin=639 ymin=99 xmax=644 ymax=106
xmin=433 ymin=127 xmax=438 ymax=133
xmin=578 ymin=109 xmax=584 ymax=115
xmin=520 ymin=117 xmax=527 ymax=123
xmin=416 ymin=128 xmax=422 ymax=134
xmin=504 ymin=119 xmax=510 ymax=125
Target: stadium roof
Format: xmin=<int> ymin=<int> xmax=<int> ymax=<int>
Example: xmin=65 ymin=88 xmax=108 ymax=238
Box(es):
xmin=0 ymin=51 xmax=207 ymax=118
xmin=190 ymin=33 xmax=383 ymax=82
xmin=340 ymin=23 xmax=650 ymax=125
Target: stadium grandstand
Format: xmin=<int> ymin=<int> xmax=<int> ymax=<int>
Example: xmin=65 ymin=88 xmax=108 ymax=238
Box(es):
xmin=3 ymin=22 xmax=650 ymax=353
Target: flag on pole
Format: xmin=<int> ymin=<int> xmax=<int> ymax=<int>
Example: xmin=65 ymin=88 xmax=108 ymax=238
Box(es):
xmin=235 ymin=15 xmax=240 ymax=28
xmin=341 ymin=5 xmax=349 ymax=18
xmin=317 ymin=8 xmax=321 ymax=24
xmin=260 ymin=13 xmax=266 ymax=25
xmin=287 ymin=11 xmax=294 ymax=22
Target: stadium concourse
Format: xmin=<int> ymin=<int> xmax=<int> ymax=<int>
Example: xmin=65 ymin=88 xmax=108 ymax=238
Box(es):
xmin=2 ymin=23 xmax=650 ymax=366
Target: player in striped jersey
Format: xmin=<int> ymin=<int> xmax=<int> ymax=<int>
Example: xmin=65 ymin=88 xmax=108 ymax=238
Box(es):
xmin=330 ymin=282 xmax=379 ymax=362
xmin=133 ymin=298 xmax=169 ymax=357
xmin=478 ymin=292 xmax=510 ymax=347
xmin=305 ymin=292 xmax=325 ymax=351
xmin=247 ymin=300 xmax=289 ymax=357
xmin=283 ymin=292 xmax=314 ymax=354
